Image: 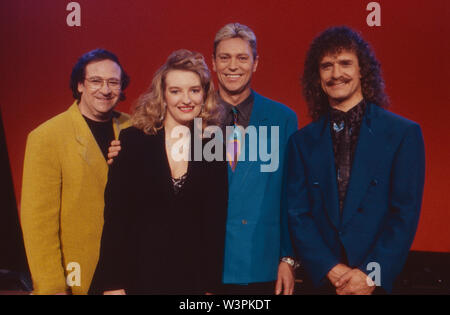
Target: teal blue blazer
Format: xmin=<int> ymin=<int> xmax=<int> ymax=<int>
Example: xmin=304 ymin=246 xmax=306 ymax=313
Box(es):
xmin=222 ymin=91 xmax=298 ymax=284
xmin=286 ymin=103 xmax=425 ymax=293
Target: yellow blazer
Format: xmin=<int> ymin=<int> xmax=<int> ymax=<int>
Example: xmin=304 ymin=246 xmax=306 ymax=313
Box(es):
xmin=21 ymin=102 xmax=130 ymax=295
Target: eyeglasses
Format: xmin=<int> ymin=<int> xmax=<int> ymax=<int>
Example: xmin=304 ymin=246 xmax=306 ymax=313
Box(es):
xmin=85 ymin=77 xmax=121 ymax=90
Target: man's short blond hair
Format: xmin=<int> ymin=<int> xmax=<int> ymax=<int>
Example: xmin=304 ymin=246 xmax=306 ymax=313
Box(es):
xmin=213 ymin=23 xmax=258 ymax=58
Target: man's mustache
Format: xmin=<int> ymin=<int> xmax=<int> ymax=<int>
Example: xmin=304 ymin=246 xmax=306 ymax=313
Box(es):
xmin=326 ymin=78 xmax=351 ymax=86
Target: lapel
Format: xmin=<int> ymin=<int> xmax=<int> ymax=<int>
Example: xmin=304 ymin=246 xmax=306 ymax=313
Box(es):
xmin=341 ymin=104 xmax=386 ymax=227
xmin=309 ymin=116 xmax=340 ymax=228
xmin=228 ymin=92 xmax=268 ymax=191
xmin=111 ymin=110 xmax=128 ymax=139
xmin=153 ymin=129 xmax=173 ymax=193
xmin=68 ymin=102 xmax=108 ymax=185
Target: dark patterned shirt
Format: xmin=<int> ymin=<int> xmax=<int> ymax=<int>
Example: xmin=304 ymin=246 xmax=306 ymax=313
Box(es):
xmin=218 ymin=90 xmax=254 ymax=130
xmin=330 ymin=100 xmax=366 ymax=213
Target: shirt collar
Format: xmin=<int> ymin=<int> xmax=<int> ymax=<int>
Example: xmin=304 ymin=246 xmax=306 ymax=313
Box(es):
xmin=330 ymin=99 xmax=366 ymax=123
xmin=218 ymin=90 xmax=255 ymax=121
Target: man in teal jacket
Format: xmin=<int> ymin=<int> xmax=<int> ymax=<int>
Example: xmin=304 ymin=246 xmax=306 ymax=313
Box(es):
xmin=213 ymin=23 xmax=298 ymax=295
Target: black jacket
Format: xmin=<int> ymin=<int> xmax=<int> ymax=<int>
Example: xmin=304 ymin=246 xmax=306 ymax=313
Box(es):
xmin=89 ymin=126 xmax=228 ymax=294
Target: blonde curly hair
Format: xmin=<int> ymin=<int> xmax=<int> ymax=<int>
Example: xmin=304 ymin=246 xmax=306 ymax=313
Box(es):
xmin=132 ymin=49 xmax=219 ymax=134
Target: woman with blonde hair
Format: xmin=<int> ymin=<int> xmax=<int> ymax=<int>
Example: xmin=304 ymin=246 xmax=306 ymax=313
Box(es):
xmin=89 ymin=49 xmax=228 ymax=295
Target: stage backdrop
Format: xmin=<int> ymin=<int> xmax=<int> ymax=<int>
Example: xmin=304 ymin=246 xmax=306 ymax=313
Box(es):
xmin=0 ymin=0 xmax=448 ymax=252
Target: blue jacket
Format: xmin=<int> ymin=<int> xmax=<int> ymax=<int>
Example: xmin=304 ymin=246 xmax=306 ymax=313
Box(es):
xmin=223 ymin=91 xmax=298 ymax=284
xmin=286 ymin=103 xmax=425 ymax=293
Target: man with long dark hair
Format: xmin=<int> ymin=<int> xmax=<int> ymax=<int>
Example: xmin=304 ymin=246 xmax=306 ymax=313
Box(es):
xmin=287 ymin=26 xmax=425 ymax=294
xmin=20 ymin=49 xmax=131 ymax=294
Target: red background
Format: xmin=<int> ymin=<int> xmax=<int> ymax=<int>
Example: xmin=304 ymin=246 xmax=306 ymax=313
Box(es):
xmin=0 ymin=0 xmax=449 ymax=252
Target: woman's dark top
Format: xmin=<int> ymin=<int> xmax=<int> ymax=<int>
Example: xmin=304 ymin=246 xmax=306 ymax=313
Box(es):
xmin=89 ymin=126 xmax=228 ymax=295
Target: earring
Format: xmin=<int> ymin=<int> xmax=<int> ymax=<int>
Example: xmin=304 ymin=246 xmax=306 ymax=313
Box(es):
xmin=160 ymin=102 xmax=167 ymax=121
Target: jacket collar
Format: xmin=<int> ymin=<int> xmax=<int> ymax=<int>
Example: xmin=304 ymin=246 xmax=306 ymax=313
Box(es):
xmin=68 ymin=102 xmax=110 ymax=185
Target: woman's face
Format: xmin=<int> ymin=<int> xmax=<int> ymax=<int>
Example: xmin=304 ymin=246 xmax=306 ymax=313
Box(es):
xmin=164 ymin=70 xmax=204 ymax=127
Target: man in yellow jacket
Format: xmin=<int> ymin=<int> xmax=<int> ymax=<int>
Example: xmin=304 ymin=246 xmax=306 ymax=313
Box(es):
xmin=21 ymin=49 xmax=131 ymax=295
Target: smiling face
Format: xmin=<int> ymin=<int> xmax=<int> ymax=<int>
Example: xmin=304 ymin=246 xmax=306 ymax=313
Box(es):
xmin=77 ymin=59 xmax=122 ymax=121
xmin=163 ymin=70 xmax=204 ymax=128
xmin=213 ymin=37 xmax=258 ymax=103
xmin=319 ymin=50 xmax=363 ymax=111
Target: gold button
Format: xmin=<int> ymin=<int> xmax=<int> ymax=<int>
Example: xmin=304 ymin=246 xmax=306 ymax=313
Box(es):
xmin=242 ymin=220 xmax=247 ymax=225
